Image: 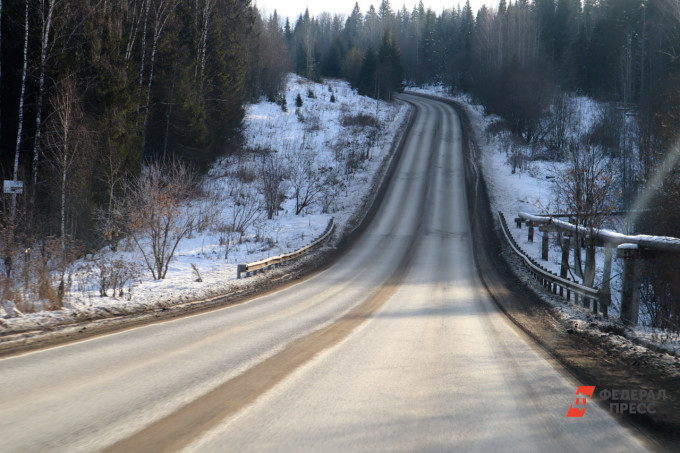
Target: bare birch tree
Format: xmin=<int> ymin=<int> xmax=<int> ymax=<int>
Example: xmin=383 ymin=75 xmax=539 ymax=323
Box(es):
xmin=125 ymin=0 xmax=148 ymax=63
xmin=195 ymin=0 xmax=216 ymax=85
xmin=137 ymin=0 xmax=151 ymax=109
xmin=31 ymin=0 xmax=59 ymax=205
xmin=45 ymin=79 xmax=86 ymax=252
xmin=142 ymin=0 xmax=178 ymax=145
xmin=12 ymin=0 xmax=30 ymax=220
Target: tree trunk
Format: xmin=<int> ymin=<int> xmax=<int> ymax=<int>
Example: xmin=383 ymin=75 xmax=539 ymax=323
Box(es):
xmin=196 ymin=0 xmax=214 ymax=85
xmin=136 ymin=0 xmax=151 ymax=127
xmin=125 ymin=0 xmax=145 ymax=62
xmin=12 ymin=0 xmax=30 ymax=220
xmin=61 ymin=150 xmax=67 ymax=251
xmin=32 ymin=0 xmax=57 ymax=206
xmin=0 ymin=0 xmax=3 ymax=147
xmin=143 ymin=0 xmax=176 ymax=147
xmin=162 ymin=67 xmax=176 ymax=161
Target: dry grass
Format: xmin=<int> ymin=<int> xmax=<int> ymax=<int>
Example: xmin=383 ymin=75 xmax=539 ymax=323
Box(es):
xmin=341 ymin=113 xmax=379 ymax=129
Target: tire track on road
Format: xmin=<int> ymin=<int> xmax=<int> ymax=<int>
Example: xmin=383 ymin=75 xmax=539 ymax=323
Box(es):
xmin=105 ymin=97 xmax=441 ymax=453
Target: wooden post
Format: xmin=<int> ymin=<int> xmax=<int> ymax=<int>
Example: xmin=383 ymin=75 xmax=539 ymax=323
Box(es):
xmin=618 ymin=244 xmax=641 ymax=326
xmin=541 ymin=231 xmax=549 ymax=261
xmin=600 ymin=245 xmax=613 ymax=318
xmin=528 ymin=225 xmax=534 ymax=243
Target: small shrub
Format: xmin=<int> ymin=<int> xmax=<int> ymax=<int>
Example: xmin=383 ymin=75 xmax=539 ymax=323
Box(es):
xmin=341 ymin=113 xmax=379 ymax=128
xmin=231 ymin=165 xmax=257 ymax=184
xmin=330 ymin=94 xmax=336 ymax=103
xmin=85 ymin=255 xmax=141 ymax=298
xmin=307 ymin=88 xmax=316 ymax=99
xmin=295 ymin=93 xmax=303 ymax=108
xmin=123 ymin=159 xmax=199 ymax=280
xmin=485 ymin=119 xmax=509 ymax=144
xmin=277 ymin=93 xmax=288 ymax=112
xmin=191 ymin=263 xmax=203 ymax=282
xmin=305 ymin=112 xmax=321 ymax=131
xmin=259 ymin=153 xmax=288 ymax=219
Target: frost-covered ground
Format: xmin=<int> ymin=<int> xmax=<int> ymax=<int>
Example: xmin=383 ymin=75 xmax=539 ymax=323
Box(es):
xmin=0 ymin=74 xmax=410 ymax=333
xmin=409 ymin=85 xmax=680 ymax=356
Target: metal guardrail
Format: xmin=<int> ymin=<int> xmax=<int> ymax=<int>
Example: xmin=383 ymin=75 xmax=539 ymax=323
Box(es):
xmin=237 ymin=218 xmax=335 ymax=279
xmin=498 ymin=212 xmax=599 ymax=303
xmin=517 ymin=211 xmax=680 ymax=253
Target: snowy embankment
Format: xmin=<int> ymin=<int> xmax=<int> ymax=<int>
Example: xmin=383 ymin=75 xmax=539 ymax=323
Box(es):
xmin=0 ymin=74 xmax=410 ymax=333
xmin=409 ymin=85 xmax=680 ymax=356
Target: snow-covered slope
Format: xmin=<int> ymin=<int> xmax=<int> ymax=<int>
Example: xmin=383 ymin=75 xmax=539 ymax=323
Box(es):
xmin=0 ymin=74 xmax=410 ymax=332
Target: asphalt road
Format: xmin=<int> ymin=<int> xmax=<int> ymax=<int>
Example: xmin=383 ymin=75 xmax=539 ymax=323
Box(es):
xmin=0 ymin=94 xmax=655 ymax=452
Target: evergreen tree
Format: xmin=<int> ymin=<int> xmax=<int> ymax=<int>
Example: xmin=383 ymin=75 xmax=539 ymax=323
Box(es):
xmin=344 ymin=2 xmax=363 ymax=48
xmin=379 ymin=0 xmax=394 ymax=28
xmin=357 ymin=46 xmax=377 ymax=97
xmin=377 ymin=28 xmax=403 ymax=100
xmin=322 ymin=36 xmax=346 ymax=78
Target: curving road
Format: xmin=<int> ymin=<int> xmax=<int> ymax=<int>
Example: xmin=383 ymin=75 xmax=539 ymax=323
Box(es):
xmin=0 ymin=95 xmax=654 ymax=452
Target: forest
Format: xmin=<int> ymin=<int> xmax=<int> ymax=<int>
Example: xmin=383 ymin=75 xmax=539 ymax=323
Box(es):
xmin=2 ymin=0 xmax=680 ymax=325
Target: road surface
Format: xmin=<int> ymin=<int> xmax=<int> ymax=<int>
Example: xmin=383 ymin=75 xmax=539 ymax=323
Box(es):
xmin=0 ymin=94 xmax=654 ymax=452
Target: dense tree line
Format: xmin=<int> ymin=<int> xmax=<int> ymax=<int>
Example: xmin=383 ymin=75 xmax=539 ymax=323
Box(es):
xmin=0 ymin=0 xmax=291 ymax=246
xmin=284 ymin=0 xmax=679 ymax=153
xmin=284 ymin=2 xmax=404 ymax=100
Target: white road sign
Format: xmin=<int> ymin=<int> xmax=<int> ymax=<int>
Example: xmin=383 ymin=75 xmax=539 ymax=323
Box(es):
xmin=3 ymin=180 xmax=24 ymax=194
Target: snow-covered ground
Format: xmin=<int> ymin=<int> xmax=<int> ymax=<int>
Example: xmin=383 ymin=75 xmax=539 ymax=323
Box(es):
xmin=409 ymin=85 xmax=680 ymax=356
xmin=0 ymin=74 xmax=410 ymax=333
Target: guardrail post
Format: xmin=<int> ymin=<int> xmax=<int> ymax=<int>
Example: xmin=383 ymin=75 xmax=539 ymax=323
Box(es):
xmin=599 ymin=245 xmax=613 ymax=318
xmin=515 ymin=217 xmax=522 ymax=229
xmin=618 ymin=244 xmax=641 ymax=326
xmin=560 ymin=237 xmax=570 ymax=299
xmin=541 ymin=230 xmax=549 ymax=260
xmin=573 ymin=236 xmax=583 ymax=278
xmin=528 ymin=224 xmax=534 ymax=243
xmin=237 ymin=264 xmax=246 ymax=279
xmin=584 ymin=242 xmax=596 ymax=311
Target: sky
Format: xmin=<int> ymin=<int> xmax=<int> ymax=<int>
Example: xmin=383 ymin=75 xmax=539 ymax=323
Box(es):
xmin=253 ymin=0 xmax=495 ymax=22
